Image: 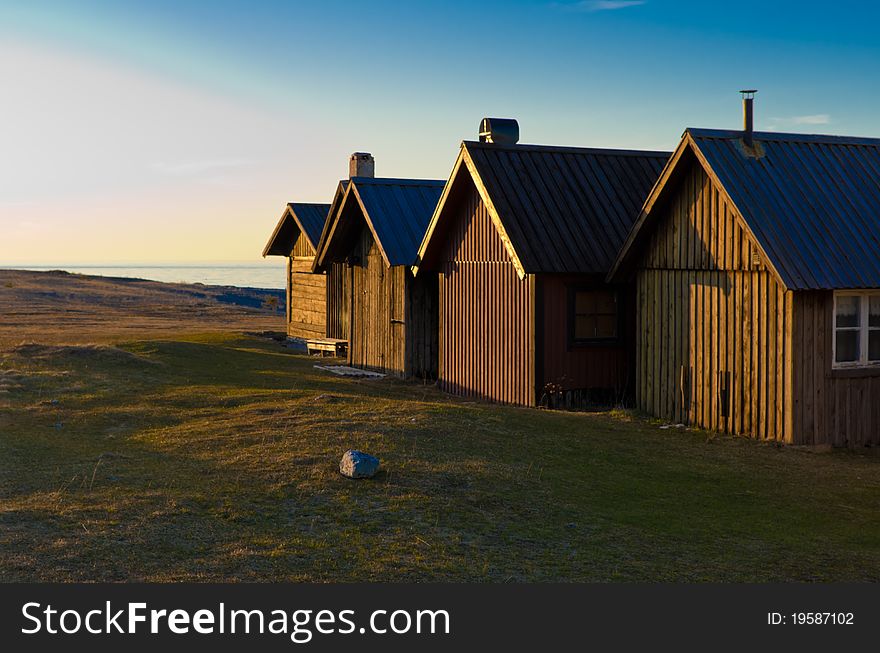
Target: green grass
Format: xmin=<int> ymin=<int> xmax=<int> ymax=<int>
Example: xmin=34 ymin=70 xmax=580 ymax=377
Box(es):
xmin=1 ymin=332 xmax=879 ymax=582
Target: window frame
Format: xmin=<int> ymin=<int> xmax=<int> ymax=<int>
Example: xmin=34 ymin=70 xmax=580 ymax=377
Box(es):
xmin=832 ymin=290 xmax=880 ymax=369
xmin=567 ymin=285 xmax=621 ymax=348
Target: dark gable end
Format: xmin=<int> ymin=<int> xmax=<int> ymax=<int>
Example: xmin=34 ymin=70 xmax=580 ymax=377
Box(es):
xmin=310 ymin=180 xmax=349 ymax=268
xmin=291 ymin=203 xmax=331 ymax=252
xmin=417 ymin=141 xmax=669 ymax=276
xmin=613 ymin=128 xmax=880 ymax=290
xmin=316 ymin=177 xmax=445 ymax=269
xmin=262 ymin=202 xmax=331 ymax=257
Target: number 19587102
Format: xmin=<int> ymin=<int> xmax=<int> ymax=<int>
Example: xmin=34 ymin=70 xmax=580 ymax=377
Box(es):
xmin=768 ymin=612 xmax=854 ymax=625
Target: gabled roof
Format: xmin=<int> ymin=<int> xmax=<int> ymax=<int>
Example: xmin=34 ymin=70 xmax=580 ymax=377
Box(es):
xmin=314 ymin=177 xmax=445 ymax=269
xmin=262 ymin=202 xmax=330 ymax=257
xmin=310 ymin=180 xmax=349 ymax=268
xmin=415 ymin=141 xmax=669 ymax=277
xmin=611 ymin=128 xmax=880 ymax=290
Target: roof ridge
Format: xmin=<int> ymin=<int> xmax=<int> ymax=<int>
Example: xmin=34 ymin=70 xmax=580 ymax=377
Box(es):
xmin=687 ymin=127 xmax=880 ymax=146
xmin=463 ymin=140 xmax=670 ymax=158
xmin=351 ymin=176 xmax=446 ymax=186
xmin=288 ymin=201 xmax=330 ymax=208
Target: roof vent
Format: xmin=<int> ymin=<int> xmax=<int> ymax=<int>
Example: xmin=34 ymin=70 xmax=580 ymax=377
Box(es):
xmin=349 ymin=152 xmax=374 ymax=179
xmin=479 ymin=118 xmax=519 ymax=145
xmin=740 ymin=90 xmax=757 ymax=148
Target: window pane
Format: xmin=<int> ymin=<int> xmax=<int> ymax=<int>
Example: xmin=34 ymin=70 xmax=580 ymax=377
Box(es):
xmin=870 ymin=297 xmax=880 ymax=328
xmin=574 ymin=292 xmax=593 ymax=315
xmin=573 ymin=289 xmax=617 ymax=340
xmin=596 ymin=315 xmax=617 ymax=338
xmin=574 ymin=316 xmax=594 ymax=339
xmin=870 ymin=331 xmax=880 ymax=362
xmin=835 ymin=330 xmax=859 ymax=363
xmin=836 ymin=295 xmax=860 ymax=328
xmin=595 ymin=292 xmax=616 ymax=314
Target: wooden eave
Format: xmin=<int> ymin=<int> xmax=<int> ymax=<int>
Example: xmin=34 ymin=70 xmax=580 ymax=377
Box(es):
xmin=607 ymin=131 xmax=789 ymax=292
xmin=313 ymin=181 xmax=393 ymax=270
xmin=412 ymin=143 xmax=527 ymax=279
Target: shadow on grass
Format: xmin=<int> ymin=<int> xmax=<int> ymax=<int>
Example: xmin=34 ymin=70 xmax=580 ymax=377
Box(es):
xmin=2 ymin=333 xmax=880 ymax=582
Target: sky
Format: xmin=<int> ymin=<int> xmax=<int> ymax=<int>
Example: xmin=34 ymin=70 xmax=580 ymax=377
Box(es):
xmin=2 ymin=0 xmax=879 ymax=264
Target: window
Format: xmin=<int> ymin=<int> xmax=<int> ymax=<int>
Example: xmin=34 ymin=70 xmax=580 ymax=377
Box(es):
xmin=833 ymin=291 xmax=880 ymax=367
xmin=571 ymin=289 xmax=618 ymax=342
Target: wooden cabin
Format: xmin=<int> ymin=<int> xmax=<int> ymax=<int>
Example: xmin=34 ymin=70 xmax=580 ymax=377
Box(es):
xmin=610 ymin=120 xmax=880 ymax=447
xmin=313 ymin=175 xmax=445 ymax=378
xmin=315 ymin=180 xmax=352 ymax=341
xmin=262 ymin=202 xmax=332 ymax=340
xmin=414 ymin=125 xmax=669 ymax=407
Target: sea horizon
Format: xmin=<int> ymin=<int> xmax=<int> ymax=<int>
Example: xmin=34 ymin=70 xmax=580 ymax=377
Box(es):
xmin=0 ymin=263 xmax=287 ymax=290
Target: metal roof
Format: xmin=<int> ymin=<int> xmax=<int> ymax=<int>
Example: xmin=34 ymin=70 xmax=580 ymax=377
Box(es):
xmin=419 ymin=141 xmax=669 ymax=276
xmin=316 ymin=177 xmax=445 ymax=268
xmin=613 ymin=128 xmax=880 ymax=290
xmin=290 ymin=203 xmax=329 ymax=250
xmin=262 ymin=202 xmax=330 ymax=257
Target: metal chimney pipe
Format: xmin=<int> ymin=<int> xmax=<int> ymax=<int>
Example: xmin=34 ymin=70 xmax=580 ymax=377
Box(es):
xmin=740 ymin=89 xmax=757 ymax=147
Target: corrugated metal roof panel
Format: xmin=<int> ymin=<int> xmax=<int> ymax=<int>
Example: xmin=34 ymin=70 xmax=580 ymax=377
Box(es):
xmin=352 ymin=177 xmax=446 ymax=266
xmin=262 ymin=202 xmax=330 ymax=257
xmin=690 ymin=128 xmax=880 ymax=289
xmin=464 ymin=141 xmax=669 ymax=274
xmin=289 ymin=202 xmax=330 ymax=250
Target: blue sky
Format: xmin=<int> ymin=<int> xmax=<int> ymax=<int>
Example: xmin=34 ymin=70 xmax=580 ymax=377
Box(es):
xmin=2 ymin=0 xmax=879 ymax=263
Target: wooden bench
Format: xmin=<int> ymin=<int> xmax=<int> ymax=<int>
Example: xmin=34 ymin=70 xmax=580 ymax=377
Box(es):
xmin=304 ymin=337 xmax=348 ymax=357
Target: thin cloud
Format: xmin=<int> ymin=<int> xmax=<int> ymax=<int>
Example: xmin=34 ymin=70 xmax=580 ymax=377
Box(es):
xmin=555 ymin=0 xmax=647 ymax=12
xmin=791 ymin=114 xmax=831 ymax=125
xmin=765 ymin=114 xmax=832 ymax=131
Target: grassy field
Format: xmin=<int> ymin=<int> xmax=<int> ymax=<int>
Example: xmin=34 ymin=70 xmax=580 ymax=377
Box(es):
xmin=1 ymin=271 xmax=879 ymax=582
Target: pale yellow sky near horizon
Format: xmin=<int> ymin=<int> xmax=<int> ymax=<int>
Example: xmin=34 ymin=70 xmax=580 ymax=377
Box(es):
xmin=0 ymin=39 xmax=427 ymax=265
xmin=7 ymin=1 xmax=873 ymax=267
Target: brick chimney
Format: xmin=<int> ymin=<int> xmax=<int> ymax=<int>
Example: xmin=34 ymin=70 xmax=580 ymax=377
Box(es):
xmin=349 ymin=152 xmax=375 ymax=178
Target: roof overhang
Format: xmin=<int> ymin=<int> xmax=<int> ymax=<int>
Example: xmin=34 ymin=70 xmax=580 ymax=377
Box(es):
xmin=313 ymin=180 xmax=392 ymax=270
xmin=311 ymin=181 xmax=349 ymax=272
xmin=607 ymin=130 xmax=788 ymax=291
xmin=413 ymin=142 xmax=527 ymax=279
xmin=262 ymin=204 xmax=310 ymax=257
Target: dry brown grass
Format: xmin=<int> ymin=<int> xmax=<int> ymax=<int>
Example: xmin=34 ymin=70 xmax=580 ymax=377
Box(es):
xmin=1 ymin=271 xmax=879 ymax=582
xmin=0 ymin=269 xmax=284 ymax=348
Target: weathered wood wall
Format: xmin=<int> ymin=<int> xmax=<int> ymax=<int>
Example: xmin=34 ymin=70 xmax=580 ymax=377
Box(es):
xmin=349 ymin=227 xmax=404 ymax=374
xmin=286 ymin=230 xmax=326 ymax=339
xmin=792 ymin=291 xmax=880 ymax=447
xmin=292 ymin=231 xmax=313 ymax=258
xmin=406 ymin=270 xmax=438 ymax=378
xmin=636 ymin=158 xmax=795 ymax=442
xmin=538 ymin=274 xmax=635 ymax=404
xmin=437 ymin=185 xmax=534 ymax=405
xmin=347 ymin=225 xmax=436 ymax=378
xmin=326 ymin=262 xmax=349 ymax=340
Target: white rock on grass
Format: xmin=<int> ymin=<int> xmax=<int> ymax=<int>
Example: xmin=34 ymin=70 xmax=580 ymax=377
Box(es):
xmin=339 ymin=450 xmax=380 ymax=479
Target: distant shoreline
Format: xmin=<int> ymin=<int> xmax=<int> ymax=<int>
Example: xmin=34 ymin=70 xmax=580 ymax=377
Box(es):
xmin=0 ymin=268 xmax=285 ymax=348
xmin=0 ymin=264 xmax=285 ymax=291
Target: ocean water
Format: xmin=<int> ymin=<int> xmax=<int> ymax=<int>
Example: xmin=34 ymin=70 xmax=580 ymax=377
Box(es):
xmin=3 ymin=264 xmax=287 ymax=290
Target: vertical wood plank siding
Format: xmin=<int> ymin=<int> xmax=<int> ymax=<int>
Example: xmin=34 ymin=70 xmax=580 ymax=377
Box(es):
xmin=636 ymin=160 xmax=795 ymax=442
xmin=325 ymin=262 xmax=350 ymax=340
xmin=286 ymin=230 xmax=327 ymax=339
xmin=347 ymin=225 xmax=437 ymax=378
xmin=406 ymin=270 xmax=439 ymax=378
xmin=792 ymin=291 xmax=880 ymax=447
xmin=291 ymin=231 xmax=314 ymax=258
xmin=437 ymin=186 xmax=534 ymax=405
